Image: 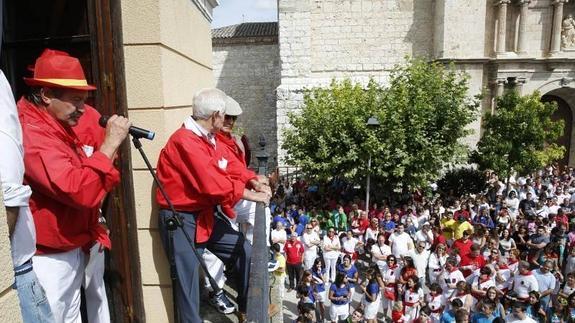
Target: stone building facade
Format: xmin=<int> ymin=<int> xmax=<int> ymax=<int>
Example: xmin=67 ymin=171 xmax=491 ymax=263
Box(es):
xmin=214 ymin=0 xmax=575 ymax=167
xmin=212 ymin=23 xmax=281 ymax=168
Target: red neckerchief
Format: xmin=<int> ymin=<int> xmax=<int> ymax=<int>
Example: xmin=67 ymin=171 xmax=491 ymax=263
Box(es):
xmin=520 ymin=270 xmax=533 ymax=276
xmin=456 ymin=291 xmax=467 ymax=297
xmin=479 ymin=275 xmax=491 ymax=284
xmin=217 ymin=132 xmax=243 ymax=158
xmin=508 ymin=259 xmax=519 ymax=265
xmin=498 ymin=263 xmax=509 ymax=270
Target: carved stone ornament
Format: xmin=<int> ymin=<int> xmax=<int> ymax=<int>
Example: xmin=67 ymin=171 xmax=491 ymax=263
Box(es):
xmin=562 ymin=14 xmax=575 ymax=49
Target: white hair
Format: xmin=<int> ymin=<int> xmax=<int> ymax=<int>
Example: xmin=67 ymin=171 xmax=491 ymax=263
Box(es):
xmin=192 ymin=88 xmax=227 ymax=120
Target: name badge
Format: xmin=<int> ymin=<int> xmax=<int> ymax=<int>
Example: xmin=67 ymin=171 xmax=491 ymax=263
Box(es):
xmin=82 ymin=145 xmax=94 ymax=157
xmin=218 ymin=157 xmax=228 ymax=170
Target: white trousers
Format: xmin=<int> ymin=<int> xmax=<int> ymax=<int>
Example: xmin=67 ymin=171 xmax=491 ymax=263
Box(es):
xmin=33 ymin=245 xmax=110 ymax=323
xmin=84 ymin=243 xmax=111 ymax=323
xmin=204 ymin=201 xmax=271 ymax=290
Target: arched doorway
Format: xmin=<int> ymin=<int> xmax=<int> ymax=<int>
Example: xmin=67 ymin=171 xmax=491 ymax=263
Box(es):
xmin=541 ymin=92 xmax=574 ymax=168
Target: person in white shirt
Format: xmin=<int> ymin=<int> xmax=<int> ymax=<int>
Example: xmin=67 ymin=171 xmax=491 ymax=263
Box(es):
xmin=301 ymin=223 xmax=321 ymax=270
xmin=322 ymin=227 xmax=341 ymax=282
xmin=414 ymin=222 xmax=434 ymax=250
xmin=409 ymin=242 xmax=430 ymax=286
xmin=371 ymin=233 xmax=391 ymax=272
xmin=439 ymin=257 xmax=465 ymax=299
xmin=341 ymin=229 xmax=361 ymax=263
xmin=389 ymin=223 xmax=414 ymax=258
xmin=512 ymin=261 xmax=539 ymax=301
xmin=271 ymin=222 xmax=287 ymax=253
xmin=505 ymin=302 xmax=537 ymax=323
xmin=0 ymin=69 xmax=54 ymax=323
xmin=505 ymin=191 xmax=520 ymax=221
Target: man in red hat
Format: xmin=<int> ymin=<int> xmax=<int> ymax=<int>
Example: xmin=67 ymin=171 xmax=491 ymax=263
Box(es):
xmin=17 ymin=49 xmax=131 ymax=323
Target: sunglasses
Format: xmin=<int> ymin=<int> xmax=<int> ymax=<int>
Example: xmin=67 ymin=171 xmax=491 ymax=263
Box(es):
xmin=224 ymin=115 xmax=238 ymax=121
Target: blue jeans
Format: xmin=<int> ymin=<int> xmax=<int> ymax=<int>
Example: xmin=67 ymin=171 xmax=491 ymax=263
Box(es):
xmin=13 ymin=261 xmax=55 ymax=323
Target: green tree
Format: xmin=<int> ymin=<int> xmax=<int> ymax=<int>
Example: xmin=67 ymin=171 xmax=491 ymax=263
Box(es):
xmin=282 ymin=59 xmax=479 ymax=192
xmin=473 ymin=90 xmax=565 ymax=186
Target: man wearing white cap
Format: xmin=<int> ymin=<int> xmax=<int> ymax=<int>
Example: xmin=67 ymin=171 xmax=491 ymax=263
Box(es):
xmin=201 ymin=95 xmax=274 ymax=319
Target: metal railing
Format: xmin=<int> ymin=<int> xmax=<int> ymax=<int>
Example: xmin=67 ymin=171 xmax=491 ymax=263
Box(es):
xmin=246 ymin=202 xmax=270 ymax=322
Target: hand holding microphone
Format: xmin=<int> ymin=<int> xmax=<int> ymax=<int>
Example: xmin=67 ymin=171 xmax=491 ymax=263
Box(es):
xmin=99 ymin=115 xmax=132 ymax=159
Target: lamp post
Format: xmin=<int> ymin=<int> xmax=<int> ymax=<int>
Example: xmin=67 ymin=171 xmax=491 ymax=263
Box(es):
xmin=365 ymin=116 xmax=380 ymax=212
xmin=255 ymin=135 xmax=269 ymax=175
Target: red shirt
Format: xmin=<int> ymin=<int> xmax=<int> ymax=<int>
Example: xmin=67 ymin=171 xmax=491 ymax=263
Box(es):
xmin=452 ymin=238 xmax=473 ymax=257
xmin=216 ymin=132 xmax=257 ymax=184
xmin=18 ymin=98 xmax=118 ymax=254
xmin=459 ymin=253 xmax=486 ymax=277
xmin=155 ymin=126 xmax=244 ymax=243
xmin=284 ymin=239 xmax=304 ymax=264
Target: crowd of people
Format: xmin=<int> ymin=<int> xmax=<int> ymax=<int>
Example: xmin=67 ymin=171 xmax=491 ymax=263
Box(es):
xmin=271 ymin=167 xmax=575 ymax=323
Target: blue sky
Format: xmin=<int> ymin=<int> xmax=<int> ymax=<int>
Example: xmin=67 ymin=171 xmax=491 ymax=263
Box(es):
xmin=212 ymin=0 xmax=278 ymax=28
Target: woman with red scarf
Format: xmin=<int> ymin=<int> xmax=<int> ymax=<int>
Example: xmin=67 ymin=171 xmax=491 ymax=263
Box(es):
xmin=381 ymin=254 xmax=401 ymax=317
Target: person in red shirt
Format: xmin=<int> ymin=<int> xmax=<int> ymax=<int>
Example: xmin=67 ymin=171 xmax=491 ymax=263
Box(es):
xmin=285 ymin=231 xmax=305 ymax=290
xmin=155 ymin=88 xmax=270 ymax=323
xmin=451 ymin=230 xmax=473 ymax=257
xmin=18 ymin=49 xmax=130 ymax=322
xmin=202 ymin=95 xmax=272 ymax=315
xmin=458 ymin=244 xmax=486 ymax=278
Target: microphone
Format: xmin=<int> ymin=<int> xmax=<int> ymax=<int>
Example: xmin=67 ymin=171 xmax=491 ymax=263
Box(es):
xmin=98 ymin=115 xmax=155 ymax=140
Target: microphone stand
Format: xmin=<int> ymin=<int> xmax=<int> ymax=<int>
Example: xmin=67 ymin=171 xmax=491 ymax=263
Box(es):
xmin=131 ymin=136 xmax=222 ymax=323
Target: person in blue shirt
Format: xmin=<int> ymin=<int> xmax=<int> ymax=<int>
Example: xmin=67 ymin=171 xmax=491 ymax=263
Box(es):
xmin=472 ymin=207 xmax=495 ymax=229
xmin=441 ymin=298 xmax=464 ymax=323
xmin=311 ymin=258 xmax=327 ymax=322
xmin=336 ymin=255 xmax=359 ymax=300
xmin=359 ymin=267 xmax=380 ymax=323
xmin=328 ymin=272 xmax=351 ymax=322
xmin=471 ymin=300 xmax=496 ymax=323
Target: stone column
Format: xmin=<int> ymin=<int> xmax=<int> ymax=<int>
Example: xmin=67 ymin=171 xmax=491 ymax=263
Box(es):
xmin=516 ymin=77 xmax=527 ymax=95
xmin=550 ymin=0 xmax=567 ymax=55
xmin=496 ymin=78 xmax=507 ymax=97
xmin=495 ymin=0 xmax=511 ymax=55
xmin=517 ymin=0 xmax=531 ymax=55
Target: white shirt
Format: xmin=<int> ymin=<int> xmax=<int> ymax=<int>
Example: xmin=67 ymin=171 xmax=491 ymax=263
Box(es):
xmin=512 ymin=272 xmax=539 ymax=299
xmin=389 ymin=232 xmax=413 ymax=258
xmin=322 ymin=235 xmax=341 ymax=258
xmin=302 ymin=231 xmax=320 ymax=256
xmin=409 ymin=249 xmax=430 ymax=279
xmin=271 ymin=229 xmax=287 ymax=253
xmin=0 ymin=70 xmax=36 ymax=267
xmin=341 ymin=236 xmax=358 ymax=254
xmin=506 ymin=315 xmax=537 ymax=323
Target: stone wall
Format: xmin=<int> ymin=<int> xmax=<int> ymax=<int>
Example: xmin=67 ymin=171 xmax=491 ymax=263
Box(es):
xmin=121 ymin=0 xmax=216 ymax=320
xmin=0 ymin=191 xmax=22 ymax=323
xmin=213 ymin=42 xmax=281 ymax=168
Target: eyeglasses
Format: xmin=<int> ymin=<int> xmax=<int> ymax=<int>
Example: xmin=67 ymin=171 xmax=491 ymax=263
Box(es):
xmin=224 ymin=115 xmax=237 ymax=121
xmin=307 ymin=227 xmax=313 ymax=229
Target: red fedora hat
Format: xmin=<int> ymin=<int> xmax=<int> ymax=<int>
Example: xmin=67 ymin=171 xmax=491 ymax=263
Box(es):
xmin=24 ymin=49 xmax=96 ymax=91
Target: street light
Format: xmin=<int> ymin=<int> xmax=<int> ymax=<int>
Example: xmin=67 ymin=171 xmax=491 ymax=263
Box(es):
xmin=365 ymin=116 xmax=380 ymax=212
xmin=255 ymin=135 xmax=269 ymax=175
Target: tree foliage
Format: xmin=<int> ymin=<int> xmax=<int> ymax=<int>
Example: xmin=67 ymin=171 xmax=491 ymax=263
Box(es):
xmin=437 ymin=168 xmax=487 ymax=197
xmin=282 ymin=58 xmax=479 ymax=191
xmin=473 ymin=90 xmax=565 ymax=179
